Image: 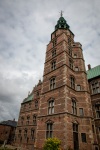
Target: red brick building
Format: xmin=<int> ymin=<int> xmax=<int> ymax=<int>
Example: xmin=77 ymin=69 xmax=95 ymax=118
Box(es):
xmin=15 ymin=15 xmax=100 ymax=150
xmin=87 ymin=65 xmax=100 ymax=150
xmin=0 ymin=120 xmax=17 ymax=144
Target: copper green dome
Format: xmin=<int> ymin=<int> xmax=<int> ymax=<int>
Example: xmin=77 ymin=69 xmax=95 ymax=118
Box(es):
xmin=55 ymin=16 xmax=70 ymax=30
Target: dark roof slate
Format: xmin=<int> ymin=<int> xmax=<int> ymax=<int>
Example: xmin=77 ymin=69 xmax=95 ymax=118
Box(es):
xmin=0 ymin=120 xmax=17 ymax=127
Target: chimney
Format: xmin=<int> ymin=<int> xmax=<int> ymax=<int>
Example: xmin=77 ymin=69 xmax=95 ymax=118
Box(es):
xmin=88 ymin=64 xmax=91 ymax=70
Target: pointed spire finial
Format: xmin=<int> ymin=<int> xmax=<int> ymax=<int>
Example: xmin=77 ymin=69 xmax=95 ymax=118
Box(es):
xmin=60 ymin=10 xmax=63 ymax=17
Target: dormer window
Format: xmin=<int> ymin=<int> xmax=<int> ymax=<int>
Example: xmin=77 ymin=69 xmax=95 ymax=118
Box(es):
xmin=91 ymin=81 xmax=100 ymax=94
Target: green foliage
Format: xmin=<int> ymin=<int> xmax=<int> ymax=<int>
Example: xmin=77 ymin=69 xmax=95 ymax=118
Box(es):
xmin=43 ymin=137 xmax=61 ymax=150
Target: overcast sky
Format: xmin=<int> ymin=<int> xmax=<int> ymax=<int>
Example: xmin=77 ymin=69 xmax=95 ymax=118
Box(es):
xmin=0 ymin=0 xmax=100 ymax=121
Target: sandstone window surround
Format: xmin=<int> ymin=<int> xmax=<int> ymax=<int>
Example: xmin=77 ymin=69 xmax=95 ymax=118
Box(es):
xmin=70 ymin=76 xmax=75 ymax=89
xmin=48 ymin=99 xmax=54 ymax=115
xmin=69 ymin=58 xmax=73 ymax=69
xmin=51 ymin=60 xmax=56 ymax=71
xmin=81 ymin=133 xmax=87 ymax=143
xmin=72 ymin=99 xmax=77 ymax=115
xmin=46 ymin=122 xmax=53 ymax=139
xmin=52 ymin=49 xmax=56 ymax=57
xmin=33 ymin=115 xmax=37 ymax=125
xmin=91 ymin=81 xmax=100 ymax=94
xmin=50 ymin=77 xmax=56 ymax=90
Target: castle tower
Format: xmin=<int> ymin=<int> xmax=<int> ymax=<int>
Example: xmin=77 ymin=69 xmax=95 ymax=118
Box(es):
xmin=36 ymin=14 xmax=96 ymax=150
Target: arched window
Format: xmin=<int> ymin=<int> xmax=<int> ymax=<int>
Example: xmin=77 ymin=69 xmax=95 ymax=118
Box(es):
xmin=50 ymin=77 xmax=56 ymax=90
xmin=46 ymin=120 xmax=53 ymax=139
xmin=72 ymin=98 xmax=77 ymax=115
xmin=70 ymin=76 xmax=75 ymax=89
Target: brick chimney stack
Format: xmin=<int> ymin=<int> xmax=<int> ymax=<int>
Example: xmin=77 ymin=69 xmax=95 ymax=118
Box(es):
xmin=88 ymin=64 xmax=91 ymax=70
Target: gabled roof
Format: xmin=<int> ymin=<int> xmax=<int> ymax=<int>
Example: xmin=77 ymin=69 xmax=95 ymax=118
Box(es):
xmin=87 ymin=65 xmax=100 ymax=80
xmin=0 ymin=120 xmax=17 ymax=127
xmin=22 ymin=94 xmax=33 ymax=104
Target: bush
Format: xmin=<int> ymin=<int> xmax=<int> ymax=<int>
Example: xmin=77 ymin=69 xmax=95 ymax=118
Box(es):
xmin=43 ymin=137 xmax=61 ymax=150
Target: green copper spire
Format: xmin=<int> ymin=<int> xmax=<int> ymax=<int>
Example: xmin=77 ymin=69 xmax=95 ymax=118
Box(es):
xmin=55 ymin=11 xmax=70 ymax=30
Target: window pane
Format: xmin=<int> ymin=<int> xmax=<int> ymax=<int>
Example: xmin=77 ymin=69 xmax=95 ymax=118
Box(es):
xmin=79 ymin=108 xmax=84 ymax=116
xmin=50 ymin=131 xmax=52 ymax=138
xmin=50 ymin=124 xmax=52 ymax=130
xmin=77 ymin=85 xmax=81 ymax=91
xmin=81 ymin=133 xmax=86 ymax=142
